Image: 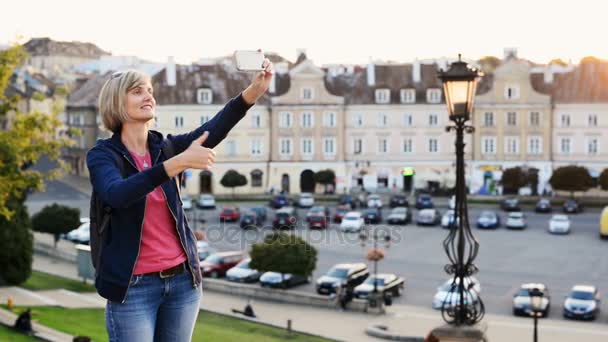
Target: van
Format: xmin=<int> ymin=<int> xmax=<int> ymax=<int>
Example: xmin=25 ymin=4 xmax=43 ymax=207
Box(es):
xmin=600 ymin=207 xmax=608 ymax=239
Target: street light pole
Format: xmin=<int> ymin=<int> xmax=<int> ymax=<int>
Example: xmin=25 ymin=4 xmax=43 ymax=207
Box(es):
xmin=529 ymin=287 xmax=543 ymax=342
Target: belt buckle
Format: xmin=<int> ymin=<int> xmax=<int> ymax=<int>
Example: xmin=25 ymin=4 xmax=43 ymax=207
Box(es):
xmin=159 ymin=264 xmax=181 ymax=279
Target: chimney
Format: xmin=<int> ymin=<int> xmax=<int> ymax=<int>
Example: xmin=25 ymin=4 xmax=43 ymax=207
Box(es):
xmin=543 ymin=65 xmax=554 ymax=84
xmin=366 ymin=62 xmax=375 ymax=87
xmin=166 ymin=56 xmax=176 ymax=86
xmin=503 ymin=47 xmax=518 ymax=60
xmin=412 ymin=59 xmax=421 ymax=83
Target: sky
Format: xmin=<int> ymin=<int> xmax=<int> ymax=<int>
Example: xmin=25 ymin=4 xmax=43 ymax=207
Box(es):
xmin=2 ymin=0 xmax=605 ymax=66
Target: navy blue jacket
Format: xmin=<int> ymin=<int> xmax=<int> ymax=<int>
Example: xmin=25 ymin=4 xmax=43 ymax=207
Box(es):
xmin=86 ymin=94 xmax=252 ymax=302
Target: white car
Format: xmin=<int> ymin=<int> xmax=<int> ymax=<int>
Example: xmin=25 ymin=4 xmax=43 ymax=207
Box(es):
xmin=366 ymin=195 xmax=383 ymax=208
xmin=226 ymin=258 xmax=260 ymax=283
xmin=298 ymin=193 xmax=315 ymax=208
xmin=549 ymin=214 xmax=571 ymax=234
xmin=196 ymin=194 xmax=216 ymax=209
xmin=181 ymin=195 xmax=193 ymax=210
xmin=66 ymin=222 xmax=90 ymax=244
xmin=506 ymin=212 xmax=526 ymax=229
xmin=512 ymin=283 xmax=551 ymax=317
xmin=441 ymin=210 xmax=456 ymax=228
xmin=432 ymin=277 xmax=481 ymax=309
xmin=196 ymin=240 xmax=215 ymax=261
xmin=339 ymin=212 xmax=365 ymax=232
xmin=563 ymin=285 xmax=600 ymax=320
xmin=448 ymin=195 xmax=456 ymax=210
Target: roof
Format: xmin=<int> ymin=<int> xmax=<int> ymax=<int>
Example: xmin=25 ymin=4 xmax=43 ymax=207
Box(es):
xmin=24 ymin=37 xmax=110 ymax=58
xmin=521 ymin=283 xmax=547 ymax=291
xmin=5 ymin=69 xmax=57 ymax=99
xmin=550 ymin=57 xmax=608 ymax=103
xmin=572 ymin=285 xmax=597 ymax=293
xmin=66 ymin=71 xmax=111 ymax=108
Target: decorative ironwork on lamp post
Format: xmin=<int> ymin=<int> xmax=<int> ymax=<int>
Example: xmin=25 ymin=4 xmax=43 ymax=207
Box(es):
xmin=437 ymin=54 xmax=485 ymax=325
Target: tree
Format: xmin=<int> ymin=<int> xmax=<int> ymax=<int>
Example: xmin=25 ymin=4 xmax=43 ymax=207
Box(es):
xmin=314 ymin=169 xmax=335 ymax=194
xmin=549 ymin=166 xmax=594 ymax=197
xmin=0 ymin=197 xmax=33 ymax=285
xmin=477 ymin=56 xmax=501 ymax=74
xmin=500 ymin=167 xmax=527 ymax=194
xmin=549 ymin=58 xmax=568 ymax=67
xmin=250 ymin=232 xmax=317 ymax=286
xmin=220 ymin=169 xmax=247 ymax=198
xmin=31 ymin=203 xmax=80 ymax=248
xmin=599 ymin=169 xmax=608 ymax=191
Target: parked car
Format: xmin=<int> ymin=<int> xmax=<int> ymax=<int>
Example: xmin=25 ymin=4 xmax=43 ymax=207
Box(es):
xmin=441 ymin=210 xmax=457 ymax=229
xmin=549 ymin=214 xmax=571 ymax=234
xmin=219 ymin=206 xmax=240 ymax=222
xmin=66 ymin=222 xmax=90 ymax=244
xmin=225 ymin=258 xmax=261 ymax=283
xmin=250 ymin=206 xmax=268 ymax=222
xmin=269 ymin=194 xmax=291 ymax=209
xmin=432 ymin=277 xmax=481 ymax=309
xmin=362 ymin=208 xmax=382 ymax=224
xmin=338 ymin=195 xmax=359 ymax=209
xmin=448 ymin=195 xmax=456 ymax=210
xmin=512 ymin=283 xmax=551 ymax=317
xmin=272 ymin=207 xmax=298 ymax=229
xmin=389 ymin=195 xmax=409 ymax=208
xmin=563 ymin=199 xmax=582 ymax=214
xmin=259 ymin=271 xmax=309 ymax=289
xmin=181 ymin=195 xmax=193 ymax=210
xmin=240 ymin=211 xmax=263 ymax=229
xmin=297 ymin=192 xmax=315 ymax=208
xmin=506 ymin=212 xmax=527 ymax=229
xmin=316 ymin=263 xmax=369 ymax=295
xmin=196 ymin=240 xmax=215 ymax=261
xmin=200 ymin=251 xmax=245 ymax=278
xmin=563 ymin=285 xmax=600 ymax=320
xmin=333 ymin=205 xmax=351 ymax=223
xmin=476 ymin=211 xmax=500 ymax=229
xmin=501 ymin=197 xmax=521 ymax=212
xmin=415 ymin=194 xmax=434 ymax=209
xmin=308 ymin=213 xmax=328 ymax=229
xmin=416 ymin=209 xmax=441 ymax=226
xmin=306 ymin=206 xmax=330 ymax=222
xmin=339 ymin=212 xmax=365 ymax=232
xmin=367 ymin=194 xmax=383 ymax=208
xmin=196 ymin=194 xmax=216 ymax=209
xmin=535 ymin=198 xmax=552 ymax=213
xmin=353 ymin=273 xmax=405 ymax=299
xmin=387 ymin=207 xmax=411 ymax=225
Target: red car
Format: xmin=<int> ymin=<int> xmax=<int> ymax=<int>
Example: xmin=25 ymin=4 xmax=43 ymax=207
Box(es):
xmin=200 ymin=251 xmax=245 ymax=278
xmin=308 ymin=214 xmax=328 ymax=229
xmin=333 ymin=205 xmax=351 ymax=223
xmin=219 ymin=206 xmax=240 ymax=222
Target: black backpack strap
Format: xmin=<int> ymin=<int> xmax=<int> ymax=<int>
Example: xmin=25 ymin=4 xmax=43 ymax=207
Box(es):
xmin=98 ymin=149 xmax=126 ymax=231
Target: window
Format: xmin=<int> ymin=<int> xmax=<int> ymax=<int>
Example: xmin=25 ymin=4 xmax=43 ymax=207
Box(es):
xmin=505 ymin=136 xmax=519 ymax=154
xmin=250 ymin=140 xmax=262 ymax=156
xmin=561 ymin=114 xmax=570 ymax=127
xmin=197 ymin=88 xmax=212 ymax=104
xmin=354 ymin=138 xmax=363 ymax=154
xmin=279 ymin=138 xmax=292 ymax=155
xmin=589 ymin=114 xmax=598 ymax=127
xmin=483 ymin=112 xmax=494 ymax=127
xmin=301 ymin=112 xmax=314 ymax=128
xmin=225 ymin=140 xmax=237 ymax=156
xmin=200 ymin=115 xmax=210 ymax=125
xmin=250 ymin=169 xmax=263 ymax=187
xmin=400 ymin=89 xmax=416 ymax=103
xmin=426 ymin=89 xmax=442 ymax=103
xmin=504 ymin=85 xmax=520 ymax=100
xmin=428 ymin=114 xmax=438 ymax=127
xmin=507 ymin=112 xmax=517 ymax=126
xmin=251 ymin=113 xmax=261 ymax=128
xmin=301 ymin=87 xmax=313 ymax=100
xmin=378 ymin=138 xmax=389 ymax=153
xmin=403 ymin=138 xmax=413 ymax=153
xmin=403 ymin=114 xmax=413 ymax=127
xmin=481 ymin=136 xmax=496 ymax=155
xmin=279 ymin=112 xmax=292 ymax=128
xmin=375 ymin=89 xmax=390 ymax=104
xmin=528 ymin=136 xmax=542 ymax=155
xmin=353 ymin=114 xmax=363 ymax=127
xmin=529 ymin=112 xmax=540 ymax=126
xmin=560 ymin=138 xmax=572 ymax=154
xmin=323 ymin=111 xmax=336 ymax=127
xmin=587 ymin=138 xmax=599 ymax=155
xmin=301 ymin=138 xmax=313 ymax=155
xmin=428 ymin=138 xmax=439 ymax=153
xmin=323 ymin=137 xmax=336 ymax=155
xmin=377 ymin=113 xmax=388 ymax=127
xmin=175 ymin=116 xmax=184 ymax=128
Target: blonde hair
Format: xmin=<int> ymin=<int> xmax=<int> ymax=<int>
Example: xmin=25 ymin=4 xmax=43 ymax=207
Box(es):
xmin=98 ymin=70 xmax=151 ymax=134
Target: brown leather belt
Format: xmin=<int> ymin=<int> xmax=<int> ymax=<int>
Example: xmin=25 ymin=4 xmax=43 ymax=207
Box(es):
xmin=143 ymin=262 xmax=185 ymax=279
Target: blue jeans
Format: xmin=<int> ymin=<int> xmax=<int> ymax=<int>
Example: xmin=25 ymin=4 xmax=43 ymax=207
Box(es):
xmin=105 ymin=271 xmax=202 ymax=342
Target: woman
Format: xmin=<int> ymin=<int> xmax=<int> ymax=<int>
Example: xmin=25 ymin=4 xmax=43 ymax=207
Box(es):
xmin=87 ymin=59 xmax=273 ymax=341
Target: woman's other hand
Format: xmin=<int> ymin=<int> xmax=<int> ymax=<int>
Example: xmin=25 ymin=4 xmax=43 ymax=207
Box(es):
xmin=164 ymin=131 xmax=215 ymax=177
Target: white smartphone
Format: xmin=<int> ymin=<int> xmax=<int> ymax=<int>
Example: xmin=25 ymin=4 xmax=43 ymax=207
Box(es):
xmin=234 ymin=50 xmax=265 ymax=71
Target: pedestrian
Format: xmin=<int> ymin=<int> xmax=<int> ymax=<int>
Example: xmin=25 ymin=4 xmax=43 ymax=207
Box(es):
xmin=87 ymin=60 xmax=273 ymax=341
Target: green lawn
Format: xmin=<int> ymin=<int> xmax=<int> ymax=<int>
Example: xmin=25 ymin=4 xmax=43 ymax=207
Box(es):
xmin=0 ymin=324 xmax=39 ymax=341
xmin=4 ymin=307 xmax=332 ymax=342
xmin=21 ymin=271 xmax=95 ymax=293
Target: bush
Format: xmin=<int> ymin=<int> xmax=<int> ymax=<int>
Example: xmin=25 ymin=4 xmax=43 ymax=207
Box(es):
xmin=220 ymin=169 xmax=247 ymax=198
xmin=250 ymin=232 xmax=317 ymax=278
xmin=599 ymin=169 xmax=608 ymax=191
xmin=549 ymin=165 xmax=594 ymax=196
xmin=31 ymin=203 xmax=80 ymax=248
xmin=0 ymin=198 xmax=33 ymax=285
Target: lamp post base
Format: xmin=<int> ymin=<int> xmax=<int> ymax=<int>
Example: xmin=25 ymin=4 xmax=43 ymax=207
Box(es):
xmin=429 ymin=322 xmax=487 ymax=342
xmin=365 ymin=292 xmax=385 ymax=315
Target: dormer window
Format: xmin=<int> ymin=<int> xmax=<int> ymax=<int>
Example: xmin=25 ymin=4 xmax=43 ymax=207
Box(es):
xmin=375 ymin=89 xmax=390 ymax=104
xmin=400 ymin=89 xmax=416 ymax=103
xmin=197 ymin=88 xmax=212 ymax=104
xmin=301 ymin=87 xmax=314 ymax=100
xmin=504 ymin=84 xmax=520 ymax=100
xmin=426 ymin=88 xmax=441 ymax=103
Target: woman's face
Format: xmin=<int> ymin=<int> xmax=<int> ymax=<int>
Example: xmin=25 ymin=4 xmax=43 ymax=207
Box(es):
xmin=125 ymin=80 xmax=156 ymax=122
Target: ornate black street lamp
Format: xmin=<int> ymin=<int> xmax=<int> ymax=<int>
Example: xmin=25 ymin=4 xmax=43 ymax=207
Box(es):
xmin=359 ymin=230 xmax=391 ymax=294
xmin=437 ymin=55 xmax=484 ymax=325
xmin=529 ymin=287 xmax=543 ymax=342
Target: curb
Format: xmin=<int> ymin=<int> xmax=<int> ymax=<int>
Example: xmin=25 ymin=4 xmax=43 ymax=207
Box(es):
xmin=365 ymin=324 xmax=425 ymax=341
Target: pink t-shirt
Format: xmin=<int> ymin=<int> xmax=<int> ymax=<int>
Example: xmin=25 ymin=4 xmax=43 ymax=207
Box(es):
xmin=129 ymin=150 xmax=187 ymax=275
